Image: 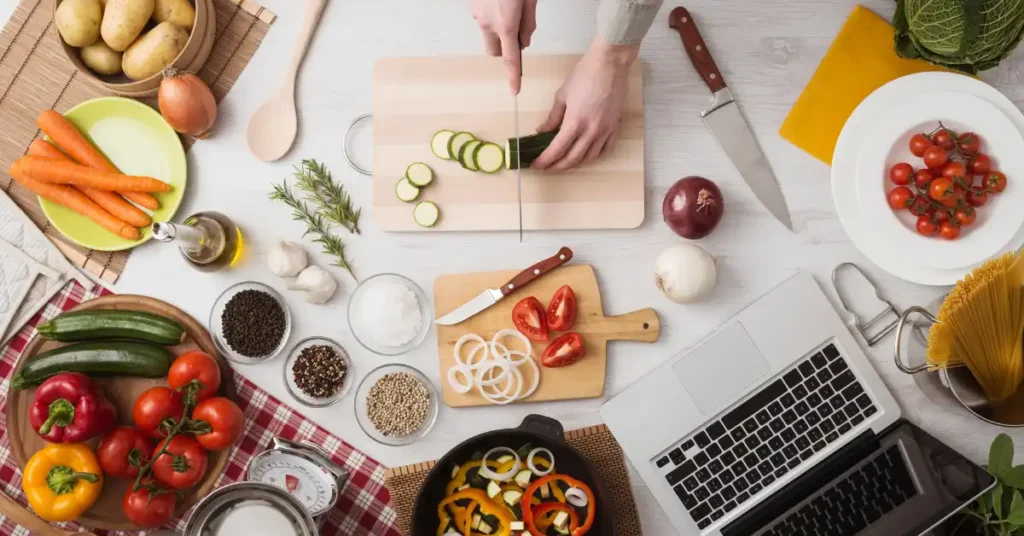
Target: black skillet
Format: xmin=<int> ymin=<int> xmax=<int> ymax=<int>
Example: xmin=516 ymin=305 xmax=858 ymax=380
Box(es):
xmin=411 ymin=414 xmax=616 ymax=535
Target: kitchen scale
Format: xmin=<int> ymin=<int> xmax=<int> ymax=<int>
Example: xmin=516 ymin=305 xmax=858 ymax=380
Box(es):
xmin=245 ymin=436 xmax=349 ymax=524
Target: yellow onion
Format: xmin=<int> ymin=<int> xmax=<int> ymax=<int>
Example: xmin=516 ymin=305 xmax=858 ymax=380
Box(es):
xmin=158 ymin=68 xmax=217 ymax=138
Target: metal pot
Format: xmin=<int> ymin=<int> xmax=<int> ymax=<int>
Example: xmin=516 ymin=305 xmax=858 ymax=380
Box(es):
xmin=182 ymin=481 xmax=318 ymax=536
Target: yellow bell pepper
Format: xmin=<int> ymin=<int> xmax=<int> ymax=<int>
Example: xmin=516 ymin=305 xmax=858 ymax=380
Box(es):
xmin=22 ymin=443 xmax=102 ymax=522
xmin=439 ymin=488 xmax=513 ymax=536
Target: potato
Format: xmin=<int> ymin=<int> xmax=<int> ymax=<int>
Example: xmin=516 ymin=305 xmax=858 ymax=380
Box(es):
xmin=153 ymin=0 xmax=195 ymax=31
xmin=80 ymin=41 xmax=123 ymax=75
xmin=100 ymin=0 xmax=155 ymax=52
xmin=122 ymin=21 xmax=188 ymax=80
xmin=55 ymin=0 xmax=103 ymax=47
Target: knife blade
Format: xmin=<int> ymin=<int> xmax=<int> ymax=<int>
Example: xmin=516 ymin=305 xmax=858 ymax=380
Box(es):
xmin=515 ymin=39 xmax=524 ymax=242
xmin=668 ymin=7 xmax=792 ymax=230
xmin=435 ymin=247 xmax=573 ymax=326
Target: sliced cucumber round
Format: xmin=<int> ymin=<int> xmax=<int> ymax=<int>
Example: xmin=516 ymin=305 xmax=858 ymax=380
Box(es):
xmin=459 ymin=140 xmax=483 ymax=171
xmin=413 ymin=201 xmax=440 ymax=227
xmin=446 ymin=131 xmax=476 ymax=161
xmin=395 ymin=177 xmax=420 ymax=202
xmin=406 ymin=162 xmax=434 ymax=187
xmin=475 ymin=143 xmax=505 ymax=174
xmin=431 ymin=130 xmax=455 ymax=160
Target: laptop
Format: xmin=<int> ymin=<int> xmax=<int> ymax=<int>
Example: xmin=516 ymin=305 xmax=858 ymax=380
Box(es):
xmin=601 ymin=272 xmax=995 ymax=535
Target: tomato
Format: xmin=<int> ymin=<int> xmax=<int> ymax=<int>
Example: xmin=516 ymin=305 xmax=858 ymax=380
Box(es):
xmin=932 ymin=129 xmax=954 ymax=150
xmin=191 ymin=397 xmax=244 ymax=451
xmin=97 ymin=426 xmax=154 ymax=479
xmin=123 ymin=481 xmax=176 ymax=528
xmin=512 ymin=297 xmax=548 ymax=342
xmin=889 ymin=162 xmax=912 ymax=185
xmin=923 ymin=146 xmax=948 ymax=169
xmin=916 ymin=215 xmax=937 ymax=236
xmin=954 ymin=208 xmax=976 ymax=227
xmin=540 ymin=333 xmax=585 ymax=368
xmin=931 ymin=208 xmax=951 ymax=224
xmin=958 ymin=132 xmax=981 ymax=155
xmin=967 ymin=187 xmax=988 ymax=207
xmin=909 ymin=133 xmax=932 ymax=157
xmin=887 ymin=186 xmax=913 ymax=210
xmin=969 ymin=153 xmax=992 ymax=176
xmin=545 ymin=285 xmax=577 ymax=331
xmin=152 ymin=435 xmax=208 ymax=490
xmin=941 ymin=161 xmax=967 ymax=180
xmin=168 ymin=350 xmax=222 ymax=402
xmin=952 ymin=183 xmax=967 ymax=204
xmin=939 ymin=221 xmax=961 ymax=240
xmin=928 ymin=178 xmax=955 ymax=204
xmin=133 ymin=387 xmax=185 ymax=438
xmin=913 ymin=169 xmax=934 ymax=190
xmin=908 ymin=195 xmax=931 ymax=216
xmin=985 ymin=171 xmax=1007 ymax=193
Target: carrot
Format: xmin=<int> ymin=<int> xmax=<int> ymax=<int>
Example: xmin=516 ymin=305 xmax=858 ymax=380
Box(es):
xmin=15 ymin=156 xmax=172 ymax=193
xmin=28 ymin=140 xmax=151 ymax=228
xmin=9 ymin=161 xmax=140 ymax=240
xmin=36 ymin=110 xmax=161 ymax=210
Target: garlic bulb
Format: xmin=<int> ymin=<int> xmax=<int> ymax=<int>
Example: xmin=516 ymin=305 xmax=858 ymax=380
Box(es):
xmin=268 ymin=240 xmax=307 ymax=277
xmin=288 ymin=265 xmax=338 ymax=304
xmin=654 ymin=243 xmax=717 ymax=304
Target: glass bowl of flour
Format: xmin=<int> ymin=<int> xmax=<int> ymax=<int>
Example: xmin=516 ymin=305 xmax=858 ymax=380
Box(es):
xmin=347 ymin=273 xmax=431 ymax=356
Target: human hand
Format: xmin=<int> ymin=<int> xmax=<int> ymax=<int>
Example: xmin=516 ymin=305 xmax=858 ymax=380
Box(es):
xmin=531 ymin=40 xmax=639 ymax=171
xmin=471 ymin=0 xmax=537 ymax=95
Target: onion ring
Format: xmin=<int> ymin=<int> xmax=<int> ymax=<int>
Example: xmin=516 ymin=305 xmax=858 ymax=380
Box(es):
xmin=518 ymin=355 xmax=541 ymax=400
xmin=446 ymin=364 xmax=473 ymax=394
xmin=475 ymin=358 xmax=513 ymax=386
xmin=565 ymin=487 xmax=589 ymax=507
xmin=490 ymin=340 xmax=531 ymax=366
xmin=491 ymin=329 xmax=532 ymax=361
xmin=455 ymin=334 xmax=489 ymax=370
xmin=479 ymin=366 xmax=523 ymax=405
xmin=527 ymin=447 xmax=554 ymax=476
xmin=478 ymin=447 xmax=520 ymax=481
xmin=479 ymin=360 xmax=516 ymax=398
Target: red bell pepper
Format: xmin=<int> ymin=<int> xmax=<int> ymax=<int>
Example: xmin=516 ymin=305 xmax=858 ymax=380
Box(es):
xmin=522 ymin=474 xmax=596 ymax=536
xmin=29 ymin=373 xmax=116 ymax=443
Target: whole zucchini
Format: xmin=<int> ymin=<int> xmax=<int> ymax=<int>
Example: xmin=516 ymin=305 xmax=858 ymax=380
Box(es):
xmin=37 ymin=309 xmax=185 ymax=345
xmin=11 ymin=341 xmax=174 ymax=390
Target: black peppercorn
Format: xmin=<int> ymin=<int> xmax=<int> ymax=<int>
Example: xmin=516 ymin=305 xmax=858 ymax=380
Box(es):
xmin=221 ymin=289 xmax=286 ymax=357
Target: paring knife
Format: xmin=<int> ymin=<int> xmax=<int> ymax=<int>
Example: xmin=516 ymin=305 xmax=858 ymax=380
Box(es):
xmin=435 ymin=247 xmax=573 ymax=326
xmin=668 ymin=7 xmax=793 ymax=230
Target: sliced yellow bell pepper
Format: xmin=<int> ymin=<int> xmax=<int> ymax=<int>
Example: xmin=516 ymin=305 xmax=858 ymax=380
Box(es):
xmin=439 ymin=488 xmax=513 ymax=536
xmin=446 ymin=460 xmax=502 ymax=496
xmin=22 ymin=443 xmax=102 ymax=522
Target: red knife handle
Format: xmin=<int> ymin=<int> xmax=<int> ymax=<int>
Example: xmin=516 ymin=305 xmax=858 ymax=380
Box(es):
xmin=500 ymin=247 xmax=573 ymax=296
xmin=668 ymin=7 xmax=727 ymax=93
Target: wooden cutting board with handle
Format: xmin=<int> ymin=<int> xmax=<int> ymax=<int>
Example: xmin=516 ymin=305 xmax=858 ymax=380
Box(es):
xmin=372 ymin=54 xmax=645 ymax=232
xmin=434 ymin=257 xmax=659 ymax=407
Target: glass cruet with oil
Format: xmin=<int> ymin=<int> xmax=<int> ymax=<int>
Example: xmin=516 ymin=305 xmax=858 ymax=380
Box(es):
xmin=151 ymin=211 xmax=244 ymax=272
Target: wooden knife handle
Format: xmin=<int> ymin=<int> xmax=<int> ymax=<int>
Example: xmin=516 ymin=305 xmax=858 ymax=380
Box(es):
xmin=500 ymin=247 xmax=573 ymax=296
xmin=668 ymin=7 xmax=727 ymax=93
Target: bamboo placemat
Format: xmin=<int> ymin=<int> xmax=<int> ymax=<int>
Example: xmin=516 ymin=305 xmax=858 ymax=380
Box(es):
xmin=384 ymin=424 xmax=644 ymax=535
xmin=0 ymin=0 xmax=275 ymax=283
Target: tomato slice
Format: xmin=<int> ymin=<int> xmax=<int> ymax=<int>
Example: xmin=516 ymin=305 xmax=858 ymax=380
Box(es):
xmin=546 ymin=285 xmax=578 ymax=331
xmin=541 ymin=333 xmax=585 ymax=368
xmin=512 ymin=297 xmax=548 ymax=342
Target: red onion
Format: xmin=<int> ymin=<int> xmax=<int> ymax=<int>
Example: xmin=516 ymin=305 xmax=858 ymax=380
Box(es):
xmin=663 ymin=176 xmax=724 ymax=239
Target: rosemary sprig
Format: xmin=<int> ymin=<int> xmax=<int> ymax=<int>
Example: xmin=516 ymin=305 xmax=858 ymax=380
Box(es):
xmin=269 ymin=181 xmax=357 ymax=281
xmin=293 ymin=159 xmax=361 ymax=234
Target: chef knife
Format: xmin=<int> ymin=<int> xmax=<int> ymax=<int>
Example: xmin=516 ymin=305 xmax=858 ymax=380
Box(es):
xmin=668 ymin=7 xmax=793 ymax=230
xmin=435 ymin=247 xmax=573 ymax=326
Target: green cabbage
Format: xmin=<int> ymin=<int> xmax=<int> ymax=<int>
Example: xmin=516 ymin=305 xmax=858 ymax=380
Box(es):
xmin=894 ymin=0 xmax=1024 ymax=74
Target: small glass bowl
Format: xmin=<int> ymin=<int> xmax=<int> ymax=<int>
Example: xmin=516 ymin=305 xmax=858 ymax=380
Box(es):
xmin=210 ymin=281 xmax=292 ymax=365
xmin=347 ymin=273 xmax=431 ymax=356
xmin=355 ymin=363 xmax=439 ymax=446
xmin=283 ymin=336 xmax=353 ymax=408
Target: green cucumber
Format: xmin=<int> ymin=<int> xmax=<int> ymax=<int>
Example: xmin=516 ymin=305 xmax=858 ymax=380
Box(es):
xmin=475 ymin=143 xmax=505 ymax=173
xmin=413 ymin=201 xmax=440 ymax=227
xmin=447 ymin=132 xmax=476 ymax=161
xmin=406 ymin=162 xmax=434 ymax=187
xmin=11 ymin=341 xmax=174 ymax=390
xmin=431 ymin=130 xmax=456 ymax=160
xmin=459 ymin=140 xmax=483 ymax=171
xmin=37 ymin=309 xmax=185 ymax=345
xmin=395 ymin=177 xmax=420 ymax=202
xmin=506 ymin=130 xmax=559 ymax=170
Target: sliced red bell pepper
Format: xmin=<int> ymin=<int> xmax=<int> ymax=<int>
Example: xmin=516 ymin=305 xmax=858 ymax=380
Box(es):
xmin=521 ymin=474 xmax=596 ymax=536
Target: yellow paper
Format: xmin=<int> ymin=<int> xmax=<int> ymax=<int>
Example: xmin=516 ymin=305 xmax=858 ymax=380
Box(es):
xmin=779 ymin=6 xmax=952 ymax=165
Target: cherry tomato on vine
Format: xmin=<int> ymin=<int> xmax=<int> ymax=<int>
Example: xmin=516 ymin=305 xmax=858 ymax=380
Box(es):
xmin=958 ymin=132 xmax=981 ymax=155
xmin=941 ymin=161 xmax=967 ymax=180
xmin=168 ymin=350 xmax=221 ymax=402
xmin=191 ymin=397 xmax=244 ymax=452
xmin=932 ymin=129 xmax=954 ymax=151
xmin=967 ymin=187 xmax=988 ymax=207
xmin=929 ymin=178 xmax=955 ymax=204
xmin=913 ymin=169 xmax=934 ymax=190
xmin=923 ymin=146 xmax=949 ymax=169
xmin=954 ymin=208 xmax=976 ymax=227
xmin=916 ymin=215 xmax=937 ymax=236
xmin=908 ymin=195 xmax=931 ymax=216
xmin=123 ymin=481 xmax=176 ymax=528
xmin=985 ymin=171 xmax=1007 ymax=193
xmin=939 ymin=221 xmax=961 ymax=240
xmin=931 ymin=209 xmax=951 ymax=225
xmin=133 ymin=387 xmax=185 ymax=439
xmin=889 ymin=162 xmax=912 ymax=185
xmin=910 ymin=133 xmax=932 ymax=157
xmin=888 ymin=186 xmax=913 ymax=210
xmin=97 ymin=426 xmax=154 ymax=479
xmin=969 ymin=154 xmax=992 ymax=176
xmin=152 ymin=435 xmax=208 ymax=490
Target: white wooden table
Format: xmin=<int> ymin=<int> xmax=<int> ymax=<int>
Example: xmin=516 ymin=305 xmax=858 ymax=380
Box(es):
xmin=4 ymin=0 xmax=1024 ymax=532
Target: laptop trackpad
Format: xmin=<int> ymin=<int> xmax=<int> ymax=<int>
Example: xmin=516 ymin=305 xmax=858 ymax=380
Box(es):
xmin=673 ymin=323 xmax=771 ymax=415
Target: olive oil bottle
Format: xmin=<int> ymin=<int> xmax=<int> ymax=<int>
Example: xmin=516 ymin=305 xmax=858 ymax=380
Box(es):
xmin=152 ymin=211 xmax=244 ymax=272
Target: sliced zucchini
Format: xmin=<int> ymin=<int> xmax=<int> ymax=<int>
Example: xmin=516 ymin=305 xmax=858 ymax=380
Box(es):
xmin=478 ymin=520 xmax=493 ymax=534
xmin=502 ymin=489 xmax=523 ymax=506
xmin=431 ymin=130 xmax=456 ymax=160
xmin=495 ymin=454 xmax=515 ymax=464
xmin=406 ymin=162 xmax=434 ymax=187
xmin=539 ymin=482 xmax=550 ymax=499
xmin=553 ymin=511 xmax=570 ymax=530
xmin=513 ymin=468 xmax=532 ymax=488
xmin=476 ymin=142 xmax=505 ymax=173
xmin=471 ymin=513 xmax=482 ymax=530
xmin=510 ymin=521 xmax=525 ymax=531
xmin=395 ymin=177 xmax=420 ymax=202
xmin=447 ymin=131 xmax=476 ymax=161
xmin=451 ymin=464 xmax=460 ymax=479
xmin=456 ymin=483 xmax=470 ymax=491
xmin=486 ymin=480 xmax=502 ymax=499
xmin=553 ymin=523 xmax=570 ymax=535
xmin=413 ymin=201 xmax=440 ymax=228
xmin=460 ymin=139 xmax=483 ymax=171
xmin=506 ymin=130 xmax=559 ymax=170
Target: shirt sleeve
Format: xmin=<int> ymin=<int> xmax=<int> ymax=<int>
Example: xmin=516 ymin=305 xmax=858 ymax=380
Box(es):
xmin=597 ymin=0 xmax=665 ymax=45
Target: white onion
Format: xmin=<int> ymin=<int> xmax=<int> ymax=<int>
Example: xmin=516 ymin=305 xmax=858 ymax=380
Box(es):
xmin=565 ymin=487 xmax=589 ymax=507
xmin=446 ymin=364 xmax=473 ymax=394
xmin=475 ymin=359 xmax=512 ymax=387
xmin=527 ymin=447 xmax=554 ymax=476
xmin=479 ymin=447 xmax=520 ymax=481
xmin=479 ymin=366 xmax=522 ymax=404
xmin=491 ymin=329 xmax=532 ymax=363
xmin=479 ymin=361 xmax=517 ymax=398
xmin=455 ymin=334 xmax=489 ymax=370
xmin=519 ymin=356 xmax=541 ymax=400
xmin=654 ymin=243 xmax=717 ymax=304
xmin=446 ymin=330 xmax=539 ymax=405
xmin=491 ymin=340 xmax=531 ymax=366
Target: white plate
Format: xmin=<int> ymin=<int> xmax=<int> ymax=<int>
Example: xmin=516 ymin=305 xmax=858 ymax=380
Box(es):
xmin=833 ymin=72 xmax=1024 ymax=286
xmin=854 ymin=90 xmax=1024 ymax=270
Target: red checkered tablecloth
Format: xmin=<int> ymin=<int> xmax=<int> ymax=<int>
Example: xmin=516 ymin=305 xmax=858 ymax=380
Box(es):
xmin=0 ymin=282 xmax=401 ymax=535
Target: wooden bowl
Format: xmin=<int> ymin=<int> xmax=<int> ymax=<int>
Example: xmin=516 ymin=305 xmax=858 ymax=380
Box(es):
xmin=52 ymin=0 xmax=216 ymax=97
xmin=5 ymin=295 xmax=237 ymax=531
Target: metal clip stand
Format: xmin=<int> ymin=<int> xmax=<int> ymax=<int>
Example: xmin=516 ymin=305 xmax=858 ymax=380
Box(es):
xmin=831 ymin=263 xmax=903 ymax=346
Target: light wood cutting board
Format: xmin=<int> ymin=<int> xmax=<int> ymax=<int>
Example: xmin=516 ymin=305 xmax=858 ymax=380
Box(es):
xmin=434 ymin=264 xmax=659 ymax=407
xmin=372 ymin=54 xmax=645 ymax=231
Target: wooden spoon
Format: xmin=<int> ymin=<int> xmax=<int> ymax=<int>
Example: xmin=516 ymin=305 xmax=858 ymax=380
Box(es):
xmin=246 ymin=0 xmax=328 ymax=161
xmin=0 ymin=491 xmax=96 ymax=536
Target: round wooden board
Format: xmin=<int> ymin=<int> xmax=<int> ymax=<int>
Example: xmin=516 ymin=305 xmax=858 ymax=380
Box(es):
xmin=5 ymin=295 xmax=237 ymax=531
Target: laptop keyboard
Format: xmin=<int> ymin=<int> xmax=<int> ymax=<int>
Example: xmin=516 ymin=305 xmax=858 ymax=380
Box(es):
xmin=761 ymin=446 xmax=917 ymax=535
xmin=656 ymin=343 xmax=879 ymax=530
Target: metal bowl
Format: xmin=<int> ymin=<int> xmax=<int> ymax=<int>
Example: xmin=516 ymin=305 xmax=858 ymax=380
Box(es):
xmin=182 ymin=481 xmax=317 ymax=536
xmin=209 ymin=281 xmax=292 ymax=365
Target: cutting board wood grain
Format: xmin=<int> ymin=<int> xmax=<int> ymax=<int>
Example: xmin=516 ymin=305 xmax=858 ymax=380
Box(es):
xmin=434 ymin=264 xmax=659 ymax=407
xmin=372 ymin=54 xmax=645 ymax=232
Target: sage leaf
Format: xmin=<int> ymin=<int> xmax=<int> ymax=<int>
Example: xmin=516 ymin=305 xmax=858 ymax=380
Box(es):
xmin=1008 ymin=491 xmax=1024 ymax=525
xmin=991 ymin=434 xmax=1014 ymax=477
